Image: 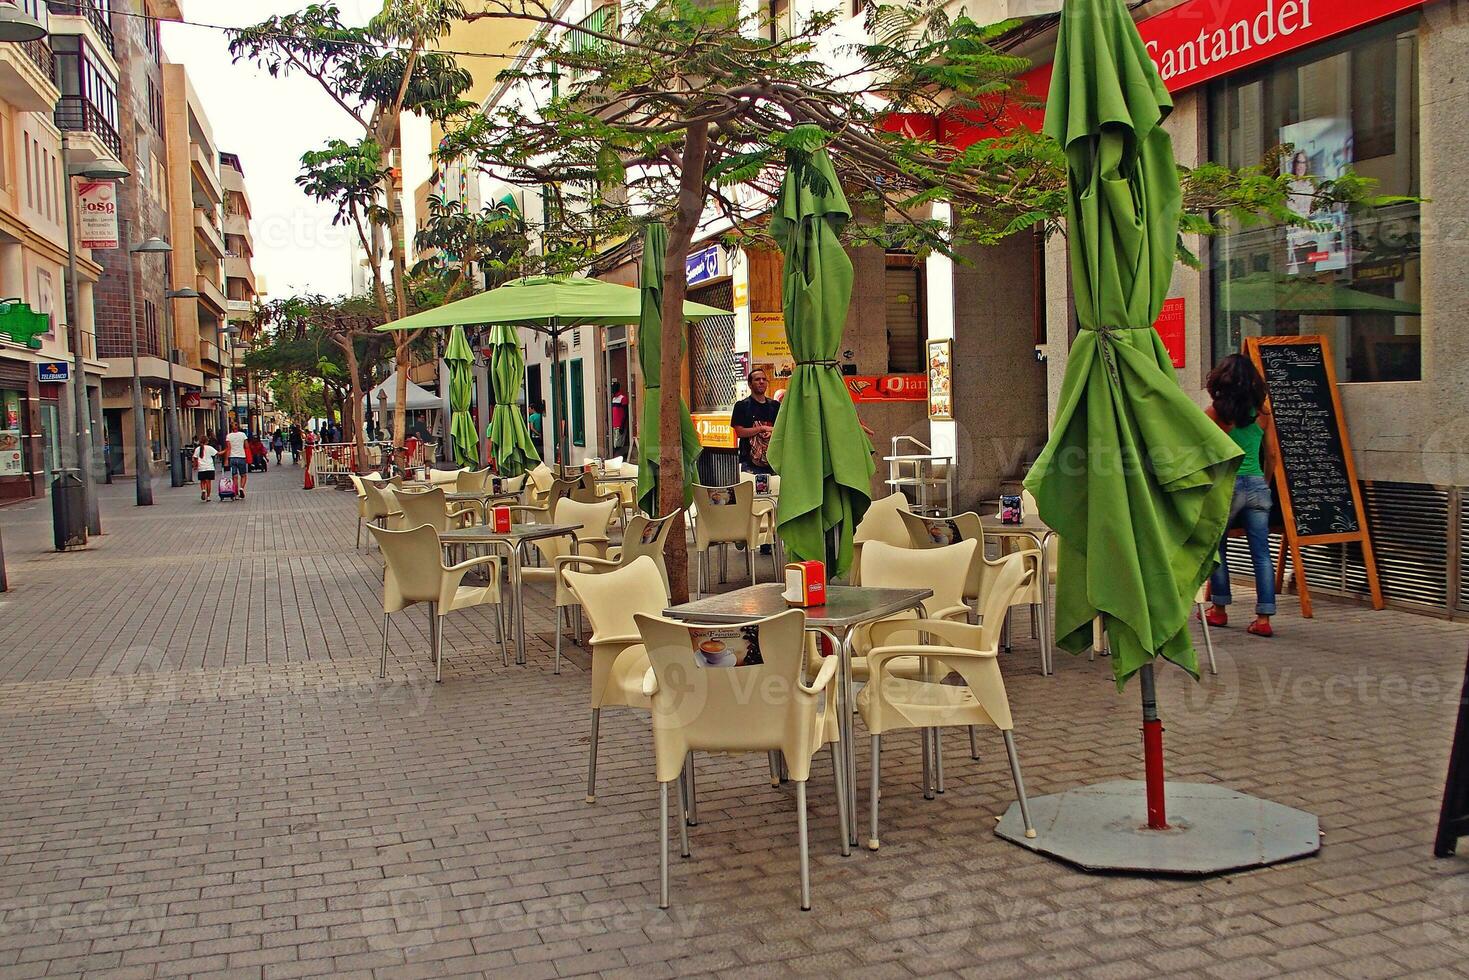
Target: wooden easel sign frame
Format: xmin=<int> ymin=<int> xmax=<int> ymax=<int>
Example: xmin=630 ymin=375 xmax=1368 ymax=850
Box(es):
xmin=1243 ymin=335 xmax=1384 ymax=617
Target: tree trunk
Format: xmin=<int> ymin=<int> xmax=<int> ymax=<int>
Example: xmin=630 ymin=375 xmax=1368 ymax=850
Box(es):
xmin=337 ymin=338 xmax=369 ymax=474
xmin=658 ymin=122 xmax=710 ymax=605
xmin=383 ymin=117 xmax=413 ymax=450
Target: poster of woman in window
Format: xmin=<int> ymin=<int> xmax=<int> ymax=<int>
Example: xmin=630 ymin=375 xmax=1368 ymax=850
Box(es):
xmin=1280 ymin=118 xmax=1353 ymax=276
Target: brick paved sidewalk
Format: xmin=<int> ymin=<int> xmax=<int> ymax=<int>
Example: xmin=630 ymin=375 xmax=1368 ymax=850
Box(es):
xmin=0 ymin=466 xmax=1466 ymax=979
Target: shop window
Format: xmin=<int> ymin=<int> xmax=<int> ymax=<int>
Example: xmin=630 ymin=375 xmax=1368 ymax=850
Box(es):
xmin=1209 ymin=17 xmax=1421 ymax=383
xmin=0 ymin=390 xmax=23 ymax=478
xmin=885 ymin=255 xmax=925 ymax=374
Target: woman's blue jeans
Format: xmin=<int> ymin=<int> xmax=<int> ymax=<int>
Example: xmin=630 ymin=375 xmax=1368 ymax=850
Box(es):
xmin=1210 ymin=475 xmax=1277 ymax=616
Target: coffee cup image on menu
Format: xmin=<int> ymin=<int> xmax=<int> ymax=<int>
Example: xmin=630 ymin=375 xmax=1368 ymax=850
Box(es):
xmin=697 ymin=637 xmax=736 ymax=667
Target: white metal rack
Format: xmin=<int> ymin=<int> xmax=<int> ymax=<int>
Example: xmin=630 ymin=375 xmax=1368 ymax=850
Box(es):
xmin=884 ymin=436 xmax=953 ymax=517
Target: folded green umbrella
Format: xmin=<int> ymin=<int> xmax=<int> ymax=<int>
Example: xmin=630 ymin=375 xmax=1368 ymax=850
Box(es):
xmin=445 ymin=325 xmax=479 ymax=469
xmin=1024 ymin=0 xmax=1242 ymax=688
xmin=484 ymin=324 xmax=540 ymax=476
xmin=766 ymin=135 xmax=874 ymax=577
xmin=635 ymin=222 xmax=701 ymax=515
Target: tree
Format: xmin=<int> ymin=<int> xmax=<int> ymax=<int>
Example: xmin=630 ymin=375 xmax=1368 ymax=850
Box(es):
xmin=413 ymin=194 xmax=528 ymax=300
xmin=231 ymin=1 xmax=474 ymax=449
xmin=447 ymin=0 xmax=1395 ymax=600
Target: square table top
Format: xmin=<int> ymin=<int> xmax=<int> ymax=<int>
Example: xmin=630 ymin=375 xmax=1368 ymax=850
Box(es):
xmin=439 ymin=523 xmax=581 ymax=544
xmin=977 ymin=501 xmax=1053 ymax=536
xmin=444 ymin=490 xmax=518 ymax=502
xmin=665 ymin=583 xmax=933 ymax=630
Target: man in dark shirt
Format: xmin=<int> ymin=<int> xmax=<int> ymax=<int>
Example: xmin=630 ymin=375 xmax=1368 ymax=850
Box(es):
xmin=731 ymin=368 xmax=780 ymax=475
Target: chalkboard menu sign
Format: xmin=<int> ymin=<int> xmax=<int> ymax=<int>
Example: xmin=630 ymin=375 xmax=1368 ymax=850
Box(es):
xmin=1244 ymin=336 xmax=1383 ymax=616
xmin=1254 ymin=341 xmax=1358 ymax=538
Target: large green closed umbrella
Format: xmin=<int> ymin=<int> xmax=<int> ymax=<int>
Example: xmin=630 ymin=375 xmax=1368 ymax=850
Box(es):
xmin=766 ymin=136 xmax=874 ymax=577
xmin=1022 ymin=0 xmax=1242 ymax=827
xmin=636 ymin=222 xmax=700 ymax=515
xmin=485 ymin=324 xmax=540 ymax=476
xmin=445 ymin=326 xmax=479 ymax=469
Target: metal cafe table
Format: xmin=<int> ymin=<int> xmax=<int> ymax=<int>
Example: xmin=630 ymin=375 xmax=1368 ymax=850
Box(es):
xmin=979 ymin=502 xmax=1058 ymax=675
xmin=665 ymin=583 xmax=932 ymax=849
xmin=439 ymin=523 xmax=581 ymax=666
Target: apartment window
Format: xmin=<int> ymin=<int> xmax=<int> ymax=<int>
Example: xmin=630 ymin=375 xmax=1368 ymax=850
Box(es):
xmin=47 ymin=149 xmax=58 ymax=222
xmin=23 ymin=137 xmax=33 ymax=210
xmin=143 ymin=11 xmax=160 ymax=62
xmin=885 ymin=254 xmax=926 ymax=374
xmin=52 ymin=35 xmax=121 ymax=154
xmin=767 ymin=0 xmax=791 ymax=40
xmin=1209 ymin=17 xmax=1421 ymax=382
xmin=568 ymin=4 xmax=617 ymax=60
xmin=143 ymin=300 xmax=158 ymax=356
xmin=145 ymin=76 xmax=164 ymax=133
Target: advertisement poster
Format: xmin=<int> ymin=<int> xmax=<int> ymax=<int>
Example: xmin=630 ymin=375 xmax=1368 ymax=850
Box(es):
xmin=750 ymin=312 xmax=794 ymax=395
xmin=687 ymin=625 xmax=763 ymax=668
xmin=927 ymin=339 xmax=954 ymax=421
xmin=844 ymin=374 xmax=927 ymax=403
xmin=77 ymin=181 xmax=119 ymax=250
xmin=691 ymin=412 xmax=736 ymax=449
xmin=1280 ymin=117 xmax=1352 ymax=275
xmin=0 ymin=390 xmax=22 ymax=477
xmin=1153 ymin=297 xmax=1186 ymax=367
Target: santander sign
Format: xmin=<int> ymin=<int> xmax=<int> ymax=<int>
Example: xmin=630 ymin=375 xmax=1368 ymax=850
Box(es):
xmin=1138 ymin=0 xmax=1428 ymax=92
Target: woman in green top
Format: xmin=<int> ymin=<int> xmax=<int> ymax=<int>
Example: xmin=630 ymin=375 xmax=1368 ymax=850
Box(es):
xmin=1205 ymin=354 xmax=1278 ymax=637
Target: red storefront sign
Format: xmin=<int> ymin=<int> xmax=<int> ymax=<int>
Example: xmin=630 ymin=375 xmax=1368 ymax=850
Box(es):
xmin=1153 ymin=297 xmax=1187 ymax=368
xmin=844 ymin=374 xmax=927 ymax=403
xmin=934 ymin=0 xmax=1427 ymax=147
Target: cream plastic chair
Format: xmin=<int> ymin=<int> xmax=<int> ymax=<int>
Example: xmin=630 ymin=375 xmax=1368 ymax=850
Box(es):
xmin=360 ymin=479 xmax=404 ymax=545
xmin=392 ymin=485 xmax=478 ymax=534
xmin=858 ymin=555 xmax=1037 ymax=850
xmin=427 ymin=466 xmax=464 ymax=487
xmin=851 ymin=492 xmax=912 ymax=585
xmin=524 ymin=463 xmax=554 ymax=505
xmin=691 ymin=482 xmax=766 ymax=595
xmin=369 ymin=524 xmax=505 ymax=681
xmin=519 ymin=496 xmax=619 ymax=671
xmin=900 ymin=510 xmax=1044 ymax=665
xmin=349 ymin=474 xmax=371 ymax=548
xmin=738 ymin=471 xmax=782 ymax=557
xmin=601 ymin=511 xmax=681 ymax=597
xmin=635 ymin=609 xmax=848 ymax=911
xmin=456 ymin=467 xmax=494 ymax=492
xmin=562 ymin=556 xmax=668 ymax=804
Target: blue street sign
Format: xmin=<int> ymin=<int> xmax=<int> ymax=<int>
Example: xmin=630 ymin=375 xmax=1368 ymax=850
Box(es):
xmin=37 ymin=361 xmax=69 ymax=383
xmin=686 ymin=245 xmax=721 ymax=287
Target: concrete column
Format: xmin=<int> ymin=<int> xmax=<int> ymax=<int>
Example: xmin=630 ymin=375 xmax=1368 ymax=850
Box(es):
xmin=0 ymin=243 xmax=23 ymax=298
xmin=924 ymin=203 xmax=956 ymax=460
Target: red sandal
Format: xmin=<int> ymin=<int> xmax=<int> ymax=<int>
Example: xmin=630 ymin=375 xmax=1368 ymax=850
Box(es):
xmin=1246 ymin=621 xmax=1274 ymax=638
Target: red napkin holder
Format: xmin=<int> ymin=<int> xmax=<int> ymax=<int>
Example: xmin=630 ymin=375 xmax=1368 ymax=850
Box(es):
xmin=783 ymin=560 xmax=827 ymax=607
xmin=491 ymin=506 xmax=512 ymax=533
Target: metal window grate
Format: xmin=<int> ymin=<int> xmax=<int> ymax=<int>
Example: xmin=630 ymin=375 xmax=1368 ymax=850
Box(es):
xmin=1224 ymin=481 xmax=1450 ymax=611
xmin=688 ymin=280 xmax=736 ymax=412
xmin=1458 ymin=492 xmax=1469 ymax=612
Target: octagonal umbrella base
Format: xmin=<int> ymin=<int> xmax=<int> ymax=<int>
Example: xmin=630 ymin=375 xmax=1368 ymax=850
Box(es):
xmin=995 ymin=780 xmax=1320 ymax=874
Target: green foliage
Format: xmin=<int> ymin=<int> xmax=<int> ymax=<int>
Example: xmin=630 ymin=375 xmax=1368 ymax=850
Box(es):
xmin=412 ymin=194 xmax=529 ymax=297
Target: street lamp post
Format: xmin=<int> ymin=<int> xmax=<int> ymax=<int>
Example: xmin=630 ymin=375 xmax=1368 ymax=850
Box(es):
xmin=62 ymin=153 xmax=130 ymax=535
xmin=122 ymin=231 xmax=171 ymax=507
xmin=162 ymin=286 xmax=198 ymax=487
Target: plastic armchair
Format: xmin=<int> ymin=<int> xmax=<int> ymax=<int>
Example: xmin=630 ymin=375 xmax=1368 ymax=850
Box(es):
xmin=851 ymin=492 xmax=912 ymax=585
xmin=427 ymin=467 xmax=464 ymax=487
xmin=690 ymin=482 xmax=767 ymax=595
xmin=392 ymin=485 xmax=478 ymax=533
xmin=900 ymin=510 xmax=1044 ymax=666
xmin=519 ymin=496 xmax=619 ymax=670
xmin=604 ymin=511 xmax=681 ymax=598
xmin=456 ymin=467 xmax=494 ymax=492
xmin=857 ymin=556 xmax=1038 ymax=851
xmin=348 ymin=474 xmax=371 ymax=548
xmin=738 ymin=471 xmax=782 ymax=557
xmin=562 ymin=556 xmax=669 ymax=805
xmin=360 ymin=479 xmax=404 ymax=545
xmin=634 ymin=609 xmax=849 ymax=911
xmin=369 ymin=524 xmax=505 ymax=681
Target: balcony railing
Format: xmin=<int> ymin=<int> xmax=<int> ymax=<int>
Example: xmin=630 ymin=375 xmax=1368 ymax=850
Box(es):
xmin=54 ymin=94 xmax=120 ymax=156
xmin=47 ymin=1 xmax=113 ymax=53
xmin=20 ymin=38 xmax=53 ymax=79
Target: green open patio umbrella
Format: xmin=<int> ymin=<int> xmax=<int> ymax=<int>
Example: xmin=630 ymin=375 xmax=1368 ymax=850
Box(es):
xmin=444 ymin=326 xmax=479 ymax=469
xmin=1022 ymin=0 xmax=1242 ymax=827
xmin=485 ymin=323 xmax=540 ymax=476
xmin=766 ymin=135 xmax=874 ymax=577
xmin=636 ymin=222 xmax=700 ymax=514
xmin=379 ymin=276 xmax=729 ymax=468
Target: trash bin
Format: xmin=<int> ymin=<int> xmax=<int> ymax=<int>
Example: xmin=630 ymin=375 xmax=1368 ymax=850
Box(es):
xmin=52 ymin=469 xmax=86 ymax=551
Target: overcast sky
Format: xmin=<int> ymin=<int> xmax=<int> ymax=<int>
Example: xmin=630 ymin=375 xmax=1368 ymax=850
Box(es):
xmin=160 ymin=1 xmax=393 ymax=300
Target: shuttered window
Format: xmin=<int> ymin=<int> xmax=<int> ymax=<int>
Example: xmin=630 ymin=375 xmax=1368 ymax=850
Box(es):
xmin=886 ymin=256 xmax=925 ymax=374
xmin=570 ymin=358 xmax=586 ymax=447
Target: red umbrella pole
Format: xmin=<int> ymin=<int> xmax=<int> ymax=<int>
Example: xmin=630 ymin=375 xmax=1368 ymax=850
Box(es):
xmin=1138 ymin=663 xmax=1169 ymax=829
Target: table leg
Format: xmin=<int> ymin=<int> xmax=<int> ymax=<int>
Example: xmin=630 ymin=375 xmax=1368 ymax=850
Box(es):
xmin=1040 ymin=531 xmax=1055 ymax=675
xmin=511 ymin=542 xmax=526 ymax=666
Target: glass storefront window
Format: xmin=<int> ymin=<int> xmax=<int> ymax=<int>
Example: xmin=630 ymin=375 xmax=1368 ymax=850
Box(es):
xmin=1210 ymin=17 xmax=1421 ymax=383
xmin=0 ymin=390 xmax=23 ymax=477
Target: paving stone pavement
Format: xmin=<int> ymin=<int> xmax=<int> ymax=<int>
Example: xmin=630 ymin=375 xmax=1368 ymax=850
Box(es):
xmin=0 ymin=465 xmax=1467 ymax=979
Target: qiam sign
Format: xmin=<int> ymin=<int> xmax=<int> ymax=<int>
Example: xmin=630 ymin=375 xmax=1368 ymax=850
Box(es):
xmin=77 ymin=181 xmax=119 ymax=250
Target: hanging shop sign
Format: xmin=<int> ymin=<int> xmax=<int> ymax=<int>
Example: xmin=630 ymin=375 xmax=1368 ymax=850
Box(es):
xmin=182 ymin=391 xmax=202 ymax=408
xmin=845 ymin=374 xmax=928 ymax=403
xmin=686 ymin=245 xmax=723 ymax=287
xmin=691 ymin=412 xmax=737 ymax=450
xmin=36 ymin=361 xmax=69 ymax=383
xmin=77 ymin=181 xmax=119 ymax=250
xmin=1153 ymin=297 xmax=1187 ymax=368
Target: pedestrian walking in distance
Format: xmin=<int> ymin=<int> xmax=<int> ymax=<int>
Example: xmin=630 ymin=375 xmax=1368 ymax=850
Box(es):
xmin=223 ymin=422 xmax=250 ymax=500
xmin=289 ymin=424 xmax=303 ymax=465
xmin=193 ymin=439 xmax=219 ymax=501
xmin=271 ymin=429 xmax=285 ymax=465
